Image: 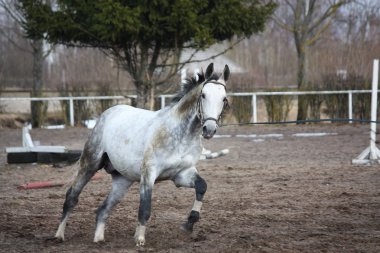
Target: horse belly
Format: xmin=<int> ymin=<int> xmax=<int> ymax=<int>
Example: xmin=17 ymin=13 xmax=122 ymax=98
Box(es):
xmin=103 ymin=136 xmax=146 ymax=181
xmin=100 ymin=105 xmax=156 ymax=181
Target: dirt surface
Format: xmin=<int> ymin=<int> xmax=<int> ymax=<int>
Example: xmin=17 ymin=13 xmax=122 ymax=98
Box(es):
xmin=0 ymin=124 xmax=379 ymax=252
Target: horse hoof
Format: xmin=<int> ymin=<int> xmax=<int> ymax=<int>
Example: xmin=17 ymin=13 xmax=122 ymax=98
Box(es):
xmin=94 ymin=237 xmax=105 ymax=243
xmin=54 ymin=230 xmax=65 ymax=242
xmin=135 ymin=237 xmax=145 ymax=247
xmin=134 ymin=224 xmax=146 ymax=246
xmin=44 ymin=236 xmax=63 ymax=243
xmin=54 ymin=235 xmax=64 ymax=242
xmin=180 ymin=223 xmax=193 ymax=233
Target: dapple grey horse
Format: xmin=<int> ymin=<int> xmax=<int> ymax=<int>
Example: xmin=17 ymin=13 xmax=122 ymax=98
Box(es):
xmin=55 ymin=63 xmax=230 ymax=246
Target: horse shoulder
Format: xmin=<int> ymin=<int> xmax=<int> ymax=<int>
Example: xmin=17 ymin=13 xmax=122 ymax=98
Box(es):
xmin=146 ymin=131 xmax=202 ymax=181
xmin=95 ymin=105 xmax=160 ymax=179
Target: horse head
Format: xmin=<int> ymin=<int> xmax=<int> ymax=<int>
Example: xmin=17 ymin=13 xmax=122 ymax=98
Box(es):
xmin=198 ymin=63 xmax=230 ymax=139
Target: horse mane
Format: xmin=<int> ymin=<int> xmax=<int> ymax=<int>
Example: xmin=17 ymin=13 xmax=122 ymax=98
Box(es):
xmin=171 ymin=71 xmax=220 ymax=104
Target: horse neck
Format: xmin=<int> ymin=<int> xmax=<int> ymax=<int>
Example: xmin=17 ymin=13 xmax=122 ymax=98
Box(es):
xmin=170 ymin=85 xmax=202 ymax=135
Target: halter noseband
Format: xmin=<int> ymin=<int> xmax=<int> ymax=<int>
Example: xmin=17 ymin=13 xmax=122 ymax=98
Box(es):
xmin=196 ymin=80 xmax=228 ymax=125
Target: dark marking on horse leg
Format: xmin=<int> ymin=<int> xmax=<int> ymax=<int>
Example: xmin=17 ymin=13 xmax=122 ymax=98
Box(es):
xmin=61 ymin=168 xmax=96 ymax=221
xmin=61 ymin=187 xmax=75 ymax=221
xmin=182 ymin=175 xmax=207 ymax=232
xmin=194 ymin=175 xmax=207 ymax=201
xmin=138 ymin=186 xmax=152 ymax=225
xmin=56 ymin=166 xmax=97 ymax=240
xmin=134 ymin=179 xmax=153 ymax=246
xmin=182 ymin=210 xmax=200 ymax=232
xmin=56 ymin=150 xmax=106 ymax=240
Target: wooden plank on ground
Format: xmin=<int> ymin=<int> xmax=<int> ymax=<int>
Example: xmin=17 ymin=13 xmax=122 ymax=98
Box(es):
xmin=6 ymin=146 xmax=66 ymax=153
xmin=7 ymin=150 xmax=81 ymax=164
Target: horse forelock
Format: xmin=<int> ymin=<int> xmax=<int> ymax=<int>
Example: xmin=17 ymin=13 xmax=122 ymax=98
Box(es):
xmin=171 ymin=71 xmax=220 ymax=104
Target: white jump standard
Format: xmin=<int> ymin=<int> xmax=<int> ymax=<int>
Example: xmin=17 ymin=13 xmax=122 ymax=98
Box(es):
xmin=353 ymin=59 xmax=380 ymax=165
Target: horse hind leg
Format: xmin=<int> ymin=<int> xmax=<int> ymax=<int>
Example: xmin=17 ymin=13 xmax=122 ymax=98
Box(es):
xmin=55 ymin=149 xmax=105 ymax=241
xmin=94 ymin=170 xmax=133 ymax=242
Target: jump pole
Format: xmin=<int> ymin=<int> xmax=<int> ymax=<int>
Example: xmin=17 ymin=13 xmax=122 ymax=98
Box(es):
xmin=352 ymin=59 xmax=380 ymax=165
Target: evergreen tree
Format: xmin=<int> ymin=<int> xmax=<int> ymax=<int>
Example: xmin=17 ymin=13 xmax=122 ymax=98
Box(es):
xmin=20 ymin=0 xmax=276 ymax=108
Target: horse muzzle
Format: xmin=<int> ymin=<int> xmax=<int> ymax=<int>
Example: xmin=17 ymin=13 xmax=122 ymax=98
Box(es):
xmin=202 ymin=118 xmax=218 ymax=139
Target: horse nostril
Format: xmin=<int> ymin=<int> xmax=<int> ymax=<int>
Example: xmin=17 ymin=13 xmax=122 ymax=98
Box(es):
xmin=203 ymin=125 xmax=207 ymax=132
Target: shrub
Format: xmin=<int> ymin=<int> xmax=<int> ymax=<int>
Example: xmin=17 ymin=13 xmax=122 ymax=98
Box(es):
xmin=230 ymin=95 xmax=252 ymax=123
xmin=94 ymin=83 xmax=116 ymax=115
xmin=303 ymin=83 xmax=324 ymax=120
xmin=321 ymin=74 xmax=371 ymax=120
xmin=263 ymin=88 xmax=293 ymax=122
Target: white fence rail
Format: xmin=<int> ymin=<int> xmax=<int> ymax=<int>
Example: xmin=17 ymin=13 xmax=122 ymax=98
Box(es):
xmin=0 ymin=90 xmax=376 ymax=126
xmin=0 ymin=95 xmax=127 ymax=126
xmin=160 ymin=90 xmax=375 ymax=123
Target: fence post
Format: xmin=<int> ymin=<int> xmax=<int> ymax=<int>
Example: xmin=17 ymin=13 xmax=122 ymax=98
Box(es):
xmin=348 ymin=91 xmax=353 ymax=123
xmin=252 ymin=94 xmax=257 ymax=123
xmin=161 ymin=95 xmax=165 ymax=109
xmin=370 ymin=59 xmax=379 ymax=159
xmin=352 ymin=59 xmax=380 ymax=164
xmin=69 ymin=98 xmax=74 ymax=127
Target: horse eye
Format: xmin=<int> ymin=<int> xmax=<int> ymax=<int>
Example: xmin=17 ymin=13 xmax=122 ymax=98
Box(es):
xmin=201 ymin=93 xmax=206 ymax=99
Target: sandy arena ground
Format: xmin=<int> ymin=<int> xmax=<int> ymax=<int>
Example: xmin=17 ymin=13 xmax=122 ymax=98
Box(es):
xmin=0 ymin=124 xmax=379 ymax=252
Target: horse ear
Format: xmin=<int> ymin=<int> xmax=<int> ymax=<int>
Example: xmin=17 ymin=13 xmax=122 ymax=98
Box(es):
xmin=205 ymin=63 xmax=214 ymax=79
xmin=222 ymin=64 xmax=230 ymax=82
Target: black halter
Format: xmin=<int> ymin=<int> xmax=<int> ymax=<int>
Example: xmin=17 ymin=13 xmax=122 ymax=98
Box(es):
xmin=196 ymin=80 xmax=229 ymax=125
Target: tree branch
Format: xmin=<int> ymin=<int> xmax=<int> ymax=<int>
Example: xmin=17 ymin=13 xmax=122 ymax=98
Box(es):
xmin=306 ymin=18 xmax=333 ymax=46
xmin=148 ymin=41 xmax=161 ymax=77
xmin=0 ymin=0 xmax=25 ymax=26
xmin=283 ymin=0 xmax=296 ymax=14
xmin=0 ymin=27 xmax=32 ymax=53
xmin=307 ymin=1 xmax=346 ymax=35
xmin=272 ymin=16 xmax=295 ymax=33
xmin=156 ymin=38 xmax=244 ymax=68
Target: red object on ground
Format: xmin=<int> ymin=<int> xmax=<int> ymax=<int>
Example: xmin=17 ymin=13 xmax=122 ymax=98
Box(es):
xmin=18 ymin=181 xmax=63 ymax=189
xmin=18 ymin=173 xmax=103 ymax=190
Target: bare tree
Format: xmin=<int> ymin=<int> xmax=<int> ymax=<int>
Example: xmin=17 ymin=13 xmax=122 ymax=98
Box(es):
xmin=0 ymin=4 xmax=32 ymax=87
xmin=0 ymin=0 xmax=52 ymax=127
xmin=274 ymin=0 xmax=350 ymax=120
xmin=335 ymin=0 xmax=380 ymax=77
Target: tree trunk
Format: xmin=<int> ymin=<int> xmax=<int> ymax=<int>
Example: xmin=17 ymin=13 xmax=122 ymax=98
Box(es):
xmin=135 ymin=81 xmax=148 ymax=109
xmin=135 ymin=82 xmax=156 ymax=110
xmin=296 ymin=40 xmax=308 ymax=122
xmin=123 ymin=41 xmax=164 ymax=110
xmin=148 ymin=81 xmax=155 ymax=110
xmin=31 ymin=38 xmax=45 ymax=128
xmin=133 ymin=44 xmax=153 ymax=109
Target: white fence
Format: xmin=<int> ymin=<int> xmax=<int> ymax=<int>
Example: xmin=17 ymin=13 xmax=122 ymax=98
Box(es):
xmin=161 ymin=90 xmax=374 ymax=123
xmin=0 ymin=90 xmax=376 ymax=126
xmin=0 ymin=95 xmax=126 ymax=126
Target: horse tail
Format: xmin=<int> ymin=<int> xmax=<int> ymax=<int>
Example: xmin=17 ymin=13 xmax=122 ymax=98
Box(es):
xmin=63 ymin=160 xmax=81 ymax=189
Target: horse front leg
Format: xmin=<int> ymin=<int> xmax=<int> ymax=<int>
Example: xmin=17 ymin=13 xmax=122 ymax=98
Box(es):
xmin=173 ymin=167 xmax=207 ymax=232
xmin=134 ymin=172 xmax=154 ymax=246
xmin=183 ymin=175 xmax=207 ymax=232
